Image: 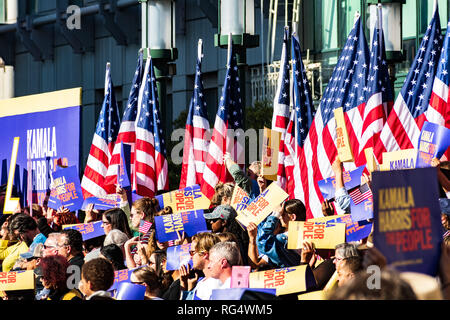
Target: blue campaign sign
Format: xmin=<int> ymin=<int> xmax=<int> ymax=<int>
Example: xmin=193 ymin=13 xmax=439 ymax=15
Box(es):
xmin=63 ymin=221 xmax=105 ymax=241
xmin=210 ymin=288 xmax=277 ymax=301
xmin=155 ymin=210 xmax=207 ymax=243
xmin=416 ymin=122 xmax=450 ymax=168
xmin=49 ymin=166 xmax=84 ymax=212
xmin=321 ymin=215 xmax=372 ymax=243
xmin=166 ymin=243 xmax=193 ymax=271
xmin=118 ymin=143 xmax=131 ymax=188
xmin=317 ymin=166 xmax=366 ymax=200
xmin=350 ymin=197 xmax=373 ymax=222
xmin=0 ymin=106 xmax=80 ymax=206
xmin=82 ymin=196 xmax=121 ymax=211
xmin=372 ymin=167 xmax=442 ymax=276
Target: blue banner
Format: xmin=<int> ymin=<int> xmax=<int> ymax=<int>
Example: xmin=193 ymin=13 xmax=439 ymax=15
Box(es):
xmin=0 ymin=106 xmax=80 ymax=206
xmin=118 ymin=143 xmax=131 ymax=188
xmin=372 ymin=167 xmax=442 ymax=276
xmin=317 ymin=166 xmax=366 ymax=200
xmin=48 ymin=166 xmax=84 ymax=212
xmin=109 ymin=265 xmax=147 ymax=291
xmin=63 ymin=221 xmax=105 ymax=241
xmin=82 ymin=196 xmax=121 ymax=211
xmin=155 ymin=210 xmax=207 ymax=243
xmin=350 ymin=197 xmax=373 ymax=222
xmin=166 ymin=243 xmax=193 ymax=271
xmin=416 ymin=121 xmax=450 ymax=168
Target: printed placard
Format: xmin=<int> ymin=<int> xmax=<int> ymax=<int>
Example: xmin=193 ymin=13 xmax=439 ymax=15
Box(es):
xmin=310 ymin=214 xmax=372 ymax=243
xmin=230 ymin=185 xmax=251 ymax=214
xmin=118 ymin=142 xmax=131 ymax=188
xmin=236 ymin=183 xmax=289 ymax=229
xmin=155 ymin=185 xmax=211 ymax=213
xmin=0 ymin=270 xmax=35 ymax=291
xmin=372 ymin=167 xmax=442 ymax=276
xmin=231 ymin=266 xmax=251 ymax=288
xmin=109 ymin=266 xmax=146 ymax=291
xmin=261 ymin=127 xmax=281 ymax=181
xmin=62 ymin=221 xmax=105 ymax=241
xmin=416 ymin=121 xmax=450 ymax=168
xmin=82 ymin=195 xmax=121 ymax=211
xmin=48 ymin=166 xmax=84 ymax=211
xmin=248 ymin=265 xmax=316 ymax=296
xmin=154 ymin=210 xmax=207 ymax=243
xmin=364 ymin=148 xmax=380 ymax=173
xmin=381 ymin=149 xmax=417 ymax=171
xmin=3 ymin=137 xmax=21 ymax=214
xmin=334 ymin=107 xmax=354 ymax=162
xmin=298 ymin=290 xmax=325 ymax=300
xmin=317 ymin=166 xmax=365 ymax=200
xmin=288 ymin=221 xmax=346 ymax=249
xmin=166 ymin=243 xmax=193 ymax=271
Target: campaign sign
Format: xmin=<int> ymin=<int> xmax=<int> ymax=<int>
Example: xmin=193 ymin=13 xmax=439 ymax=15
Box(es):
xmin=115 ymin=282 xmax=146 ymax=300
xmin=118 ymin=143 xmax=131 ymax=188
xmin=82 ymin=195 xmax=121 ymax=211
xmin=317 ymin=166 xmax=366 ymax=200
xmin=349 ymin=195 xmax=374 ymax=222
xmin=288 ymin=220 xmax=346 ymax=249
xmin=63 ymin=221 xmax=105 ymax=241
xmin=0 ymin=89 xmax=81 ymax=206
xmin=210 ymin=288 xmax=277 ymax=301
xmin=372 ymin=167 xmax=442 ymax=276
xmin=166 ymin=243 xmax=193 ymax=271
xmin=155 ymin=210 xmax=207 ymax=243
xmin=231 ymin=266 xmax=251 ymax=288
xmin=310 ymin=214 xmax=372 ymax=243
xmin=381 ymin=149 xmax=417 ymax=171
xmin=416 ymin=122 xmax=450 ymax=168
xmin=249 ymin=265 xmax=316 ymax=296
xmin=155 ymin=185 xmax=211 ymax=213
xmin=48 ymin=166 xmax=84 ymax=212
xmin=109 ymin=265 xmax=147 ymax=291
xmin=0 ymin=270 xmax=35 ymax=291
xmin=230 ymin=185 xmax=251 ymax=214
xmin=236 ymin=183 xmax=289 ymax=228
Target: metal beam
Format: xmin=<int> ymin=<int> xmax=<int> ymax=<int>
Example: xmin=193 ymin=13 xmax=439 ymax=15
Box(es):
xmin=196 ymin=0 xmax=218 ymax=28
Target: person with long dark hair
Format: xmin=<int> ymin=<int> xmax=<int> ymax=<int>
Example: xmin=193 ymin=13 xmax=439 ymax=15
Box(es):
xmin=102 ymin=208 xmax=132 ymax=239
xmin=100 ymin=244 xmax=127 ymax=271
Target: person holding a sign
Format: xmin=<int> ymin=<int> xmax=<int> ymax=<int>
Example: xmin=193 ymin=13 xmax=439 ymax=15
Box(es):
xmin=258 ymin=200 xmax=307 ymax=268
xmin=102 ymin=208 xmax=133 ymax=239
xmin=223 ymin=153 xmax=261 ymax=202
xmin=330 ymin=158 xmax=352 ymax=214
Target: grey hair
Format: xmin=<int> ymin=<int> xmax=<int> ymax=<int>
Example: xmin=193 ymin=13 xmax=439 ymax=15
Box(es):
xmin=335 ymin=242 xmax=361 ymax=260
xmin=210 ymin=241 xmax=242 ymax=267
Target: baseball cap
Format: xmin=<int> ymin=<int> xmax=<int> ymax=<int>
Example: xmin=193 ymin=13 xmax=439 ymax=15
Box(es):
xmin=20 ymin=242 xmax=44 ymax=260
xmin=203 ymin=205 xmax=235 ymax=221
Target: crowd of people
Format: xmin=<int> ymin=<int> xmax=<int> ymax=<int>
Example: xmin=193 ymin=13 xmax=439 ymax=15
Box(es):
xmin=0 ymin=152 xmax=449 ymax=301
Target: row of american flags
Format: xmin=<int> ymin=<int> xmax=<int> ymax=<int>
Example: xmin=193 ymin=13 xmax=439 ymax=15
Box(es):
xmin=80 ymin=4 xmax=449 ymax=219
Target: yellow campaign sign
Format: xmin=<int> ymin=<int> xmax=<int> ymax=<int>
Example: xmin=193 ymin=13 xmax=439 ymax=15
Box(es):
xmin=364 ymin=148 xmax=379 ymax=173
xmin=334 ymin=107 xmax=354 ymax=162
xmin=323 ymin=271 xmax=339 ymax=293
xmin=230 ymin=185 xmax=250 ymax=214
xmin=249 ymin=265 xmax=316 ymax=296
xmin=236 ymin=183 xmax=288 ymax=228
xmin=3 ymin=137 xmax=21 ymax=214
xmin=0 ymin=270 xmax=35 ymax=291
xmin=261 ymin=127 xmax=281 ymax=181
xmin=381 ymin=149 xmax=417 ymax=171
xmin=288 ymin=220 xmax=346 ymax=249
xmin=298 ymin=290 xmax=325 ymax=300
xmin=156 ymin=185 xmax=211 ymax=214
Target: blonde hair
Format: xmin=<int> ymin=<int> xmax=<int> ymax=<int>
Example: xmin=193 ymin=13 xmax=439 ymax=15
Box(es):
xmin=211 ymin=183 xmax=235 ymax=206
xmin=192 ymin=232 xmax=221 ymax=254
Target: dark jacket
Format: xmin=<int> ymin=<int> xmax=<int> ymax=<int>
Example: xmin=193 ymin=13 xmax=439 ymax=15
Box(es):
xmin=69 ymin=254 xmax=85 ymax=269
xmin=161 ymin=279 xmax=181 ymax=301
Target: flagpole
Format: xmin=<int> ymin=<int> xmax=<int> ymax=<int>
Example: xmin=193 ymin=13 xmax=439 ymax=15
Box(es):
xmin=198 ymin=39 xmax=203 ymax=62
xmin=227 ymin=33 xmax=232 ymax=64
xmin=105 ymin=62 xmax=111 ymax=96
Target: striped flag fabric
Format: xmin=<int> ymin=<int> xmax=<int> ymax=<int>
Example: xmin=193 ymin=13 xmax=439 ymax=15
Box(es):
xmin=283 ymin=32 xmax=314 ymax=212
xmin=349 ymin=183 xmax=373 ymax=205
xmin=180 ymin=39 xmax=210 ymax=189
xmin=273 ymin=27 xmax=292 ymax=191
xmin=81 ymin=63 xmax=121 ymax=199
xmin=374 ymin=5 xmax=443 ymax=162
xmin=201 ymin=36 xmax=245 ymax=199
xmin=134 ymin=57 xmax=157 ymax=197
xmin=104 ymin=51 xmax=145 ymax=191
xmin=357 ymin=6 xmax=394 ymax=165
xmin=139 ymin=220 xmax=153 ymax=234
xmin=290 ymin=15 xmax=370 ymax=218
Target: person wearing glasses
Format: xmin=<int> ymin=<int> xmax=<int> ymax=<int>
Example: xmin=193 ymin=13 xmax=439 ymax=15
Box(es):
xmin=333 ymin=242 xmax=363 ymax=287
xmin=57 ymin=229 xmax=85 ymax=270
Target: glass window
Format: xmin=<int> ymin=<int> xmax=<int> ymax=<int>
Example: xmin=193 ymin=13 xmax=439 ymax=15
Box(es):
xmin=0 ymin=0 xmax=5 ymax=23
xmin=402 ymin=0 xmax=417 ymax=39
xmin=318 ymin=0 xmax=339 ymax=50
xmin=419 ymin=0 xmax=447 ymax=34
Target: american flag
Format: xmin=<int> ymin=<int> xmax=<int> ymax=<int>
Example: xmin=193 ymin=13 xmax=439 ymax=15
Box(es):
xmin=180 ymin=40 xmax=210 ymax=189
xmin=134 ymin=58 xmax=157 ymax=197
xmin=349 ymin=183 xmax=373 ymax=205
xmin=139 ymin=220 xmax=153 ymax=234
xmin=273 ymin=27 xmax=291 ymax=191
xmin=291 ymin=16 xmax=370 ymax=218
xmin=283 ymin=33 xmax=314 ymax=211
xmin=104 ymin=51 xmax=145 ymax=191
xmin=201 ymin=36 xmax=245 ymax=199
xmin=374 ymin=5 xmax=443 ymax=162
xmin=81 ymin=63 xmax=121 ymax=198
xmin=357 ymin=6 xmax=394 ymax=165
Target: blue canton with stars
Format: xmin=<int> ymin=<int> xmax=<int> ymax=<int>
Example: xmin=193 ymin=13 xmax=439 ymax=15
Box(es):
xmin=187 ymin=54 xmax=209 ymax=126
xmin=149 ymin=58 xmax=167 ymax=156
xmin=292 ymin=33 xmax=314 ymax=147
xmin=278 ymin=28 xmax=291 ymax=107
xmin=123 ymin=51 xmax=144 ymax=122
xmin=319 ymin=16 xmax=370 ymax=127
xmin=436 ymin=21 xmax=450 ymax=87
xmin=400 ymin=7 xmax=442 ymax=118
xmin=96 ymin=64 xmax=121 ymax=145
xmin=217 ymin=41 xmax=244 ymax=132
